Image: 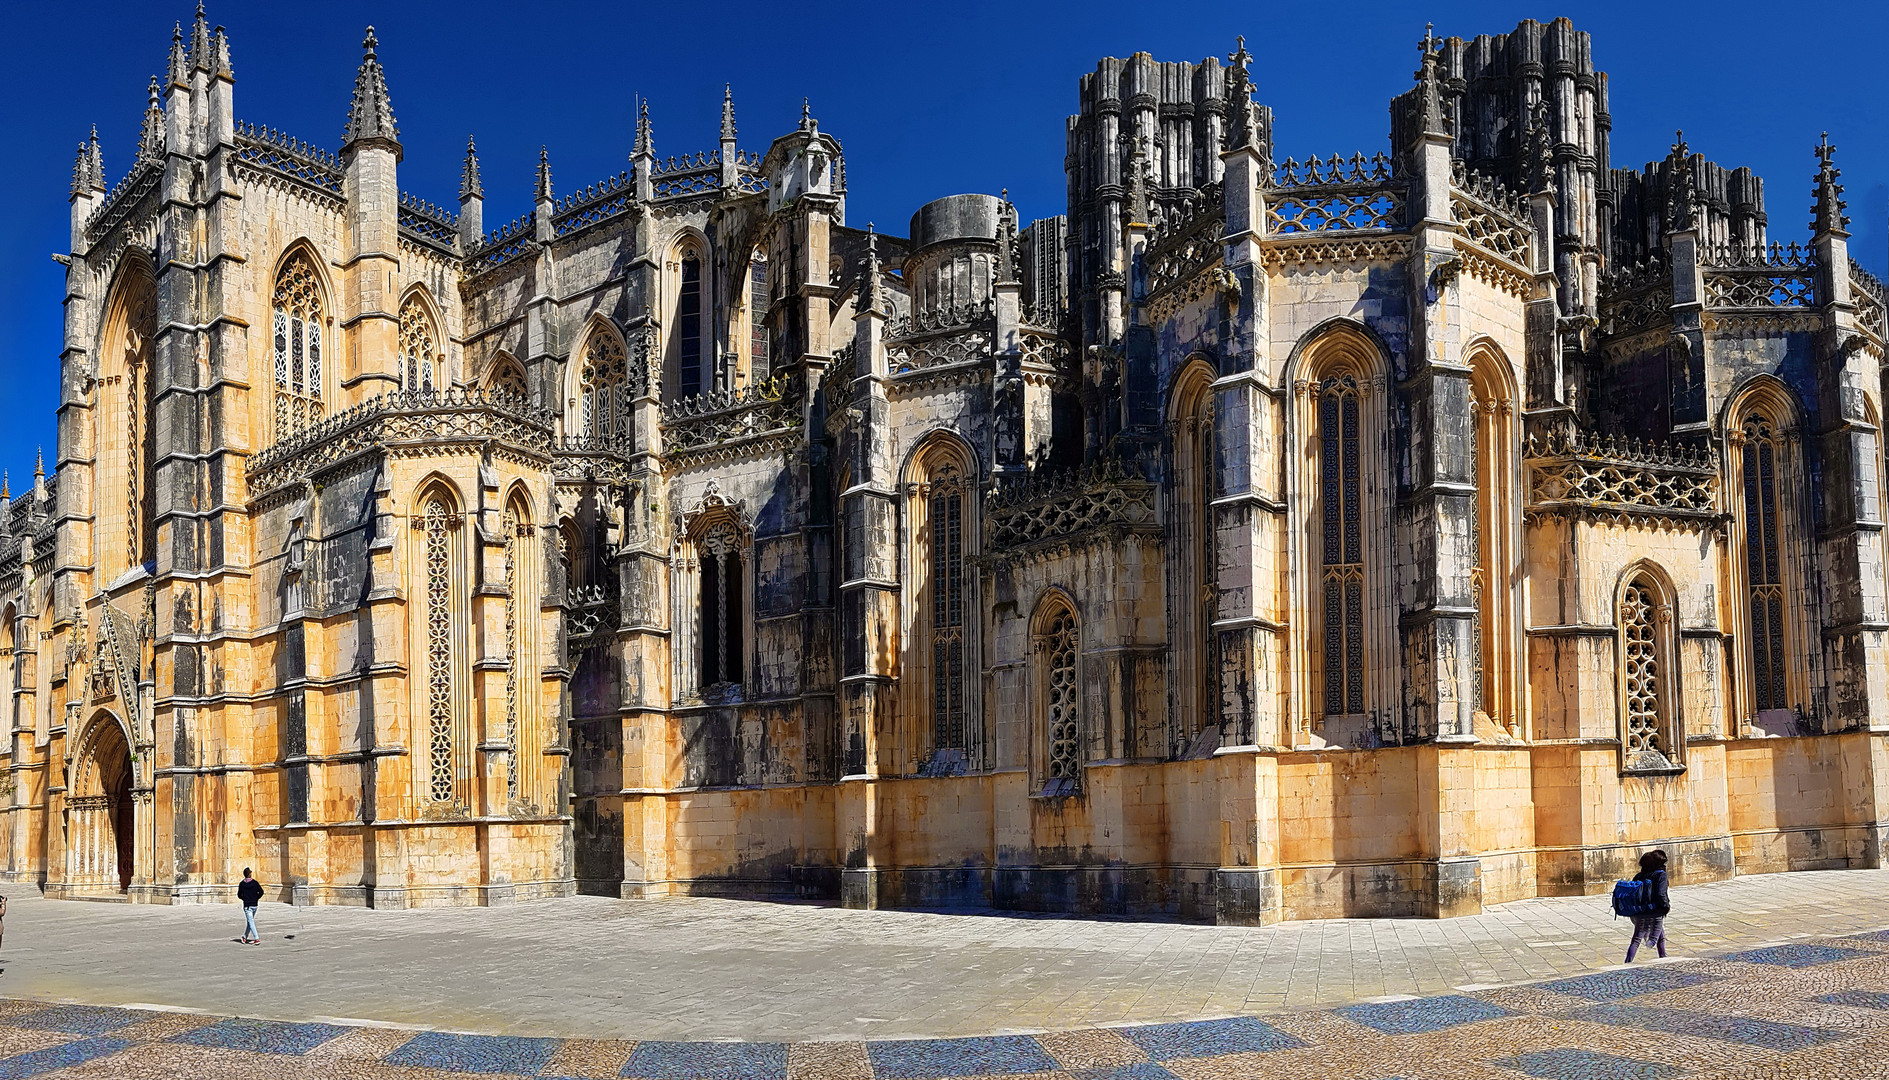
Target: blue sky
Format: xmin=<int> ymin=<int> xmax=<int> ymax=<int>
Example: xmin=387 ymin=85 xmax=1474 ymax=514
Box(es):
xmin=0 ymin=1 xmax=1882 ymax=481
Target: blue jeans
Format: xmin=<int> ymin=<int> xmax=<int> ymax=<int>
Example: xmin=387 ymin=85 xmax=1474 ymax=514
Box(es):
xmin=243 ymin=905 xmax=258 ymax=942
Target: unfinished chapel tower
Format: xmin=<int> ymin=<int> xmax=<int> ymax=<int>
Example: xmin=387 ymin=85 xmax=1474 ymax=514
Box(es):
xmin=4 ymin=10 xmax=1887 ymax=921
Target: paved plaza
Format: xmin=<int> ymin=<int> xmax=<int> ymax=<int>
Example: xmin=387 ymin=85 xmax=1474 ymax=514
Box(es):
xmin=0 ymin=869 xmax=1887 ymax=1076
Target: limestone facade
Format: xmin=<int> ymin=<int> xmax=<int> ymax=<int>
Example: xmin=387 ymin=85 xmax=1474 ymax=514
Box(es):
xmin=5 ymin=11 xmax=1887 ymax=921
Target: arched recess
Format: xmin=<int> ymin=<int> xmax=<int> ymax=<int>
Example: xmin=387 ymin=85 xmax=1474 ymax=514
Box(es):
xmin=1722 ymin=375 xmax=1811 ymax=726
xmin=666 ymin=232 xmax=711 ymax=401
xmin=397 ymin=286 xmax=446 ymax=393
xmin=901 ymin=430 xmax=980 ymax=773
xmin=1615 ymin=561 xmax=1684 ymax=771
xmin=673 ymin=487 xmax=751 ymax=700
xmin=269 ymin=242 xmax=332 ymax=439
xmin=1466 ymin=338 xmax=1522 ymax=736
xmin=1283 ymin=319 xmax=1394 ymax=746
xmin=1167 ymin=355 xmax=1218 ymax=753
xmin=570 ymin=317 xmax=632 ymax=440
xmin=68 ymin=711 xmax=136 ymax=893
xmin=499 ymin=484 xmax=538 ymax=808
xmin=484 ymin=352 xmax=529 ymax=399
xmin=409 ymin=477 xmax=470 ymax=813
xmin=97 ymin=251 xmax=159 ymax=579
xmin=1029 ymin=589 xmax=1083 ymax=796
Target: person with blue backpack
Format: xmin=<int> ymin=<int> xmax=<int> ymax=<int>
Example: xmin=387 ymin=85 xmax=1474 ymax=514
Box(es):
xmin=1611 ymin=849 xmax=1671 ymax=961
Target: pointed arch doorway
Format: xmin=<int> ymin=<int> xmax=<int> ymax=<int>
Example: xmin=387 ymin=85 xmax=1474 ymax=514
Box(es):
xmin=70 ymin=715 xmax=135 ymax=894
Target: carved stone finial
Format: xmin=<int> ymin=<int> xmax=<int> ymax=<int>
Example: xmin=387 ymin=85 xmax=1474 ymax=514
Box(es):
xmin=1228 ymin=34 xmax=1252 ymax=74
xmin=137 ymin=76 xmax=166 ymax=165
xmin=189 ymin=0 xmax=212 ymax=73
xmin=633 ymin=96 xmax=652 ymax=158
xmin=341 ymin=25 xmax=401 ymax=156
xmin=535 ymin=145 xmax=552 ymax=203
xmin=168 ymin=22 xmax=187 ymax=86
xmin=720 ymin=84 xmax=737 ymax=143
xmin=1413 ymin=23 xmax=1447 ymax=137
xmin=1812 ymin=130 xmax=1849 ymax=238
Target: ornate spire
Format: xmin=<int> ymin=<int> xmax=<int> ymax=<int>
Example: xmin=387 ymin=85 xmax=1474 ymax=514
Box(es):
xmin=168 ymin=22 xmax=187 ymax=86
xmin=1414 ymin=23 xmax=1447 ymax=137
xmin=212 ymin=24 xmax=233 ymax=79
xmin=721 ymin=84 xmax=737 ymax=143
xmin=189 ymin=1 xmax=212 ymax=73
xmin=1664 ymin=130 xmax=1697 ymax=233
xmin=460 ymin=135 xmax=483 ymax=200
xmin=861 ymin=223 xmax=884 ymax=313
xmin=1812 ymin=131 xmax=1849 ymax=238
xmin=800 ymin=98 xmax=814 ymax=133
xmin=633 ymin=96 xmax=652 ymax=158
xmin=342 ymin=26 xmax=400 ymax=154
xmin=1525 ymin=97 xmax=1554 ymax=196
xmin=535 ymin=145 xmax=553 ymax=203
xmin=85 ymin=127 xmax=104 ymax=192
xmin=137 ymin=76 xmax=166 ymax=165
xmin=70 ymin=141 xmax=91 ymax=199
xmin=1224 ymin=36 xmax=1268 ymax=155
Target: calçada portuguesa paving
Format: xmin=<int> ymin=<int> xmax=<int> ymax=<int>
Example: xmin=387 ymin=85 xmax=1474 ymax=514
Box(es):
xmin=7 ymin=868 xmax=1889 ymax=1078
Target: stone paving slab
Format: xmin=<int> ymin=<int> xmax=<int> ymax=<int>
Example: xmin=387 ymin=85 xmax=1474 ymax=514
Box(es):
xmin=0 ymin=941 xmax=1883 ymax=1079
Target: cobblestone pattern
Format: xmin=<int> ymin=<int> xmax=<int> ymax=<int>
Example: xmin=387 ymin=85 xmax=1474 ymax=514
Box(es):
xmin=1 ymin=927 xmax=1886 ymax=1077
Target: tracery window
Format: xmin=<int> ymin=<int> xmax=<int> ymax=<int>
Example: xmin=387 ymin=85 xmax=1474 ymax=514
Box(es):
xmin=1620 ymin=577 xmax=1663 ymax=757
xmin=1318 ymin=373 xmax=1365 ymax=717
xmin=399 ymin=295 xmax=437 ymax=393
xmin=1041 ymin=605 xmax=1081 ymax=789
xmin=1740 ymin=413 xmax=1788 ymax=713
xmin=698 ymin=520 xmax=743 ymax=688
xmin=502 ymin=505 xmax=522 ymax=802
xmin=679 ymin=253 xmax=704 ymax=399
xmin=117 ymin=276 xmax=157 ymax=572
xmin=928 ymin=463 xmax=968 ymax=752
xmin=422 ymin=495 xmax=458 ymax=804
xmin=489 ymin=357 xmax=528 ymax=399
xmin=748 ymin=254 xmax=770 ymax=380
xmin=272 ymin=253 xmax=325 ymax=434
xmin=581 ymin=331 xmax=628 ymax=438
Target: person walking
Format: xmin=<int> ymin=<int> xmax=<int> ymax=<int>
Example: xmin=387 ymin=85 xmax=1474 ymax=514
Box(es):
xmin=1624 ymin=849 xmax=1670 ymax=962
xmin=236 ymin=868 xmax=263 ymax=945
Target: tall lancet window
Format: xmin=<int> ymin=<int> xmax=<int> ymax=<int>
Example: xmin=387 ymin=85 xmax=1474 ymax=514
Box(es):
xmin=748 ymin=254 xmax=770 ymax=380
xmin=1741 ymin=412 xmax=1788 ymax=712
xmin=421 ymin=493 xmax=459 ymax=804
xmin=1621 ymin=576 xmax=1665 ymax=757
xmin=679 ymin=253 xmax=704 ymax=399
xmin=1318 ymin=373 xmax=1365 ymax=718
xmin=1037 ymin=601 xmax=1082 ymax=792
xmin=581 ymin=331 xmax=628 ymax=438
xmin=399 ymin=296 xmax=437 ymax=393
xmin=928 ymin=462 xmax=968 ymax=752
xmin=272 ymin=253 xmax=325 ymax=435
xmin=698 ymin=520 xmax=743 ymax=688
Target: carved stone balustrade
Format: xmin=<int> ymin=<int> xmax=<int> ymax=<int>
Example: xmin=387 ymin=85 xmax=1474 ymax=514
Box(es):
xmin=1702 ymin=243 xmax=1817 ymax=310
xmin=659 ymin=375 xmax=802 ymax=458
xmin=1524 ymin=428 xmax=1721 ymax=530
xmin=985 ymin=457 xmax=1159 ymax=556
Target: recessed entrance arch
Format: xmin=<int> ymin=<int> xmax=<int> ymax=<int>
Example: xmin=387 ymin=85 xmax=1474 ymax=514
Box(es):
xmin=69 ymin=714 xmax=135 ymax=893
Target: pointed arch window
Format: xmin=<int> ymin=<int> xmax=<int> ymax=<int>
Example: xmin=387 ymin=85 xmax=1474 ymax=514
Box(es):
xmin=581 ymin=331 xmax=628 ymax=438
xmin=501 ymin=498 xmax=532 ymax=804
xmin=679 ymin=252 xmax=705 ymax=399
xmin=927 ymin=462 xmax=968 ymax=752
xmin=748 ymin=253 xmax=771 ymax=380
xmin=1170 ymin=364 xmax=1217 ymax=748
xmin=272 ymin=253 xmax=325 ymax=434
xmin=1620 ymin=576 xmax=1667 ymax=761
xmin=1038 ymin=604 xmax=1082 ymax=794
xmin=420 ymin=493 xmax=461 ymax=805
xmin=698 ymin=520 xmax=743 ymax=688
xmin=1318 ymin=373 xmax=1365 ymax=718
xmin=399 ymin=296 xmax=438 ymax=393
xmin=488 ymin=356 xmax=528 ymax=399
xmin=1739 ymin=412 xmax=1789 ymax=712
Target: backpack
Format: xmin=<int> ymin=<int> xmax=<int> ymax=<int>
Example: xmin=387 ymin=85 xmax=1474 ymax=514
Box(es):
xmin=1611 ymin=879 xmax=1650 ymax=918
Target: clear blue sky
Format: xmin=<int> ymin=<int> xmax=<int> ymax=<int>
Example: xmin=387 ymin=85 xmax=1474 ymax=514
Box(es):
xmin=0 ymin=1 xmax=1882 ymax=482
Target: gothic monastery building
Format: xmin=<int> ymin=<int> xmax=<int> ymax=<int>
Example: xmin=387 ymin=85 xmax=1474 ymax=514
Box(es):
xmin=9 ymin=8 xmax=1889 ymax=921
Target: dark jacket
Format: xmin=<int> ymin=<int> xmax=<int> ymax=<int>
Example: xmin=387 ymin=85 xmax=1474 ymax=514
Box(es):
xmin=237 ymin=878 xmax=263 ymax=906
xmin=1633 ymin=867 xmax=1670 ymax=918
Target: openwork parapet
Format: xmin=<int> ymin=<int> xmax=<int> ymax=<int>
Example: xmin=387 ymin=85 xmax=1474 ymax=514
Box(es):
xmin=1449 ymin=162 xmax=1532 ymax=265
xmin=1266 ymin=154 xmax=1405 ymax=239
xmin=1702 ymin=243 xmax=1816 ymax=309
xmin=985 ymin=457 xmax=1158 ymax=552
xmin=660 ymin=376 xmax=802 ymax=454
xmin=1524 ymin=429 xmax=1720 ymax=527
xmin=398 ymin=192 xmax=458 ymax=253
xmin=467 ymin=214 xmax=537 ymax=275
xmin=246 ymin=389 xmax=554 ymax=495
xmin=231 ymin=122 xmax=343 ymax=197
xmin=1600 ymin=251 xmax=1673 ymax=337
xmin=1854 ymin=265 xmax=1888 ymax=342
xmin=1146 ymin=185 xmax=1224 ymax=299
xmin=83 ymin=161 xmax=160 ymax=244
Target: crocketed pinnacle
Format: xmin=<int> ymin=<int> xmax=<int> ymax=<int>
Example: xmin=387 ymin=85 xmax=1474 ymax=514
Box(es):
xmin=535 ymin=145 xmax=553 ymax=203
xmin=85 ymin=127 xmax=104 ymax=192
xmin=861 ymin=223 xmax=884 ymax=313
xmin=633 ymin=97 xmax=652 ymax=158
xmin=721 ymin=84 xmax=737 ymax=143
xmin=137 ymin=76 xmax=166 ymax=165
xmin=167 ymin=22 xmax=187 ymax=86
xmin=1812 ymin=132 xmax=1849 ymax=238
xmin=460 ymin=135 xmax=483 ymax=200
xmin=799 ymin=97 xmax=813 ymax=133
xmin=342 ymin=26 xmax=401 ymax=155
xmin=1414 ymin=23 xmax=1447 ymax=137
xmin=189 ymin=1 xmax=212 ymax=73
xmin=70 ymin=142 xmax=90 ymax=199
